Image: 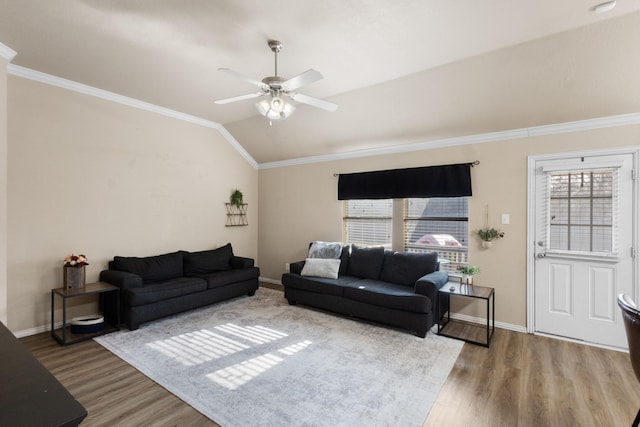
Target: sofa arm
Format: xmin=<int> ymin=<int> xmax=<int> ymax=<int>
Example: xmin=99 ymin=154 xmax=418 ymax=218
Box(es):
xmin=414 ymin=270 xmax=449 ymax=299
xmin=99 ymin=269 xmax=144 ymax=291
xmin=289 ymin=260 xmax=305 ymax=275
xmin=230 ymin=256 xmax=255 ymax=269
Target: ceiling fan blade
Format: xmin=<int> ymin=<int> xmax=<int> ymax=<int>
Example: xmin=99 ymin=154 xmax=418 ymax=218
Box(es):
xmin=282 ymin=69 xmax=324 ymax=91
xmin=290 ymin=93 xmax=338 ymax=112
xmin=214 ymin=92 xmax=264 ymax=105
xmin=218 ymin=68 xmax=268 ymax=90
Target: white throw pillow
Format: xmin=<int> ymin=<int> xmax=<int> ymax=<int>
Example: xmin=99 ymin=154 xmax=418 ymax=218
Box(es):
xmin=300 ymin=258 xmax=341 ymax=279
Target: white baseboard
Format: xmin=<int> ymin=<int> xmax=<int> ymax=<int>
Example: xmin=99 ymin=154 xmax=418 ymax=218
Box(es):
xmin=13 ymin=322 xmax=63 ymax=338
xmin=259 ymin=277 xmax=283 ymax=286
xmin=448 ymin=312 xmax=527 ymax=334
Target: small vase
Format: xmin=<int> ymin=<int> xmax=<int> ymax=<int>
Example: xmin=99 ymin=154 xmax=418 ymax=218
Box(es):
xmin=482 ymin=241 xmax=493 ymax=249
xmin=64 ymin=266 xmax=86 ymax=290
xmin=460 ymin=275 xmax=474 ymax=286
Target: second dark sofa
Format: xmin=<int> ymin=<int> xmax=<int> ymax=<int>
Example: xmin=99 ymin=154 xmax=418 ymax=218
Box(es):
xmin=100 ymin=243 xmax=259 ymax=330
xmin=282 ymin=244 xmax=449 ymax=337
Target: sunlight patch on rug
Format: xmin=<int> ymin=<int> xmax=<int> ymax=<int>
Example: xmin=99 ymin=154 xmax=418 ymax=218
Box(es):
xmin=95 ymin=288 xmax=463 ymax=427
xmin=207 ymin=340 xmax=312 ymax=391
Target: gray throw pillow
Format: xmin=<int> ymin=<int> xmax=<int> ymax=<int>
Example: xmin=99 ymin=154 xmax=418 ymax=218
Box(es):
xmin=308 ymin=241 xmax=343 ymax=259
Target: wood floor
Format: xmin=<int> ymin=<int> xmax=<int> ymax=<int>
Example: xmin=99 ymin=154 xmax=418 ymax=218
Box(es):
xmin=19 ymin=289 xmax=640 ymax=427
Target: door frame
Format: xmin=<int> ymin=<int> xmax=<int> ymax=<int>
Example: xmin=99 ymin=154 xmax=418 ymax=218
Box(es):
xmin=526 ymin=147 xmax=640 ymax=337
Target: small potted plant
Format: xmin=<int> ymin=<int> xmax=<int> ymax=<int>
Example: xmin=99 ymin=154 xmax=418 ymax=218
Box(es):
xmin=477 ymin=227 xmax=505 ymax=249
xmin=230 ymin=189 xmax=244 ymax=207
xmin=457 ymin=265 xmax=480 ymax=285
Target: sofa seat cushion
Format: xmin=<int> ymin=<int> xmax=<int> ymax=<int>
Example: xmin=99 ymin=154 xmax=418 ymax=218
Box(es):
xmin=342 ymin=279 xmax=430 ymax=313
xmin=191 ymin=267 xmax=260 ymax=289
xmin=128 ymin=277 xmax=207 ymax=306
xmin=282 ymin=274 xmax=361 ymax=297
xmin=112 ymin=251 xmax=184 ymax=283
xmin=380 ymin=251 xmax=439 ymax=286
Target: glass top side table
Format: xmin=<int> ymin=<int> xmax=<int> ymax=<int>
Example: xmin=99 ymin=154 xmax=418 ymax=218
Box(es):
xmin=436 ymin=281 xmax=495 ymax=347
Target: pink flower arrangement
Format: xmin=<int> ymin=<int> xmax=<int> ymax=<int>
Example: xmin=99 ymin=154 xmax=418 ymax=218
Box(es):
xmin=64 ymin=254 xmax=89 ymax=267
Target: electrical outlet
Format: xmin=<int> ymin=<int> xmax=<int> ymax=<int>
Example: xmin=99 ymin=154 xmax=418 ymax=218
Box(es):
xmin=285 ymin=263 xmax=290 ymax=272
xmin=501 ymin=214 xmax=510 ymax=225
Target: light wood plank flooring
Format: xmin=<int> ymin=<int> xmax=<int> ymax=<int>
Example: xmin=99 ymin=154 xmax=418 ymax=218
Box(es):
xmin=19 ymin=288 xmax=640 ymax=427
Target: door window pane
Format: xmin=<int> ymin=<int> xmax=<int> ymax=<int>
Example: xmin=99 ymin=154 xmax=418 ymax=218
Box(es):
xmin=548 ymin=170 xmax=615 ymax=254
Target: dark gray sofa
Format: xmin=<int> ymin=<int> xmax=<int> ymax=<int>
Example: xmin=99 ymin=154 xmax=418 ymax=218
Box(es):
xmin=281 ymin=244 xmax=449 ymax=337
xmin=99 ymin=243 xmax=259 ymax=330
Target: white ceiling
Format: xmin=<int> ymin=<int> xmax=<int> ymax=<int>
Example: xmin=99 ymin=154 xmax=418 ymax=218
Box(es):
xmin=2 ymin=1 xmax=640 ymax=164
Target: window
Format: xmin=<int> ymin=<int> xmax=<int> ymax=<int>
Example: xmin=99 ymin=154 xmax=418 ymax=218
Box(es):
xmin=548 ymin=170 xmax=616 ymax=254
xmin=343 ymin=197 xmax=469 ymax=273
xmin=343 ymin=199 xmax=393 ymax=247
xmin=404 ymin=198 xmax=469 ymax=273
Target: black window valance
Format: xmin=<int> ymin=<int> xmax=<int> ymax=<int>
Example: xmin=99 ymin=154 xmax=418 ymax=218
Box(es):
xmin=338 ymin=162 xmax=473 ymax=200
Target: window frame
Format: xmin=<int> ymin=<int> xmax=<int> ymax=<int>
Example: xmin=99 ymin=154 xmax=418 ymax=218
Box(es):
xmin=342 ymin=197 xmax=470 ymax=273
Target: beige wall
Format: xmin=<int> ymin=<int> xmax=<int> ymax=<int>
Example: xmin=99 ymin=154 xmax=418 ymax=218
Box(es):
xmin=0 ymin=55 xmax=8 ymax=325
xmin=258 ymin=125 xmax=640 ymax=329
xmin=7 ymin=76 xmax=258 ymax=333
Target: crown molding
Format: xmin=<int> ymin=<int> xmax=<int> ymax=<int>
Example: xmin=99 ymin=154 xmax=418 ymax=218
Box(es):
xmin=259 ymin=113 xmax=640 ymax=170
xmin=7 ymin=63 xmax=640 ymax=172
xmin=0 ymin=42 xmax=17 ymax=62
xmin=7 ymin=64 xmax=259 ymax=169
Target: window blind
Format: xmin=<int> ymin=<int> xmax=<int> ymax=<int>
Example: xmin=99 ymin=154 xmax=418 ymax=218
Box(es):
xmin=343 ymin=199 xmax=393 ymax=247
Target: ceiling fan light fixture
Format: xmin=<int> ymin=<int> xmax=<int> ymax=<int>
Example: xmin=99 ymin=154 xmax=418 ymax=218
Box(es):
xmin=270 ymin=96 xmax=285 ymax=113
xmin=256 ymin=97 xmax=295 ymax=121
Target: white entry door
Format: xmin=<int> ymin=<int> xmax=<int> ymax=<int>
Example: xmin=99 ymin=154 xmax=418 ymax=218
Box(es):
xmin=533 ymin=152 xmax=635 ymax=348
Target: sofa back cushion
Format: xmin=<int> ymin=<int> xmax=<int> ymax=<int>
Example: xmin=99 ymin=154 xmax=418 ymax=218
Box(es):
xmin=346 ymin=244 xmax=385 ymax=279
xmin=380 ymin=251 xmax=439 ymax=286
xmin=183 ymin=243 xmax=233 ymax=275
xmin=112 ymin=251 xmax=184 ymax=283
xmin=339 ymin=245 xmax=350 ymax=276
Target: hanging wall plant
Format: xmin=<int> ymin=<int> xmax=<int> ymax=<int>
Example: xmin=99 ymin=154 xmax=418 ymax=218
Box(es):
xmin=477 ymin=227 xmax=504 ymax=248
xmin=230 ymin=189 xmax=244 ymax=207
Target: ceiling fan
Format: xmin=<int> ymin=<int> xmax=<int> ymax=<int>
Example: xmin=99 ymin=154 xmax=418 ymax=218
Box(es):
xmin=214 ymin=40 xmax=338 ymax=123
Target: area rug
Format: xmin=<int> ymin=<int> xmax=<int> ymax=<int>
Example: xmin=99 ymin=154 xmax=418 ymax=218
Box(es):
xmin=95 ymin=288 xmax=463 ymax=427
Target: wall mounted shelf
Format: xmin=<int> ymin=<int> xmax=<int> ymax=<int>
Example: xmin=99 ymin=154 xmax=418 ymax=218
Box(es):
xmin=225 ymin=203 xmax=248 ymax=226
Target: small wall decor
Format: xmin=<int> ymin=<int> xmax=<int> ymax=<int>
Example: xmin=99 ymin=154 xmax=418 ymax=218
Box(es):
xmin=63 ymin=254 xmax=88 ymax=290
xmin=225 ymin=202 xmax=248 ymax=226
xmin=478 ymin=204 xmax=505 ymax=249
xmin=477 ymin=227 xmax=505 ymax=249
xmin=226 ymin=189 xmax=248 ymax=226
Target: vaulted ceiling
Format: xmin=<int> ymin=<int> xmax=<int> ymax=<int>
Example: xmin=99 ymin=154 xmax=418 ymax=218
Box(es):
xmin=2 ymin=1 xmax=640 ymax=164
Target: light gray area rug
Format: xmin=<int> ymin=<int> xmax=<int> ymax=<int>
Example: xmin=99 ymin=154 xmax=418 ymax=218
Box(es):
xmin=95 ymin=288 xmax=463 ymax=427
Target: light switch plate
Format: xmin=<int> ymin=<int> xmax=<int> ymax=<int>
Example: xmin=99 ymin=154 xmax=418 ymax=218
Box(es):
xmin=501 ymin=214 xmax=510 ymax=225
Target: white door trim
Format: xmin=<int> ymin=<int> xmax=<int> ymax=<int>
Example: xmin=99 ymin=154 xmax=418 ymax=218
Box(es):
xmin=526 ymin=146 xmax=640 ymax=334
